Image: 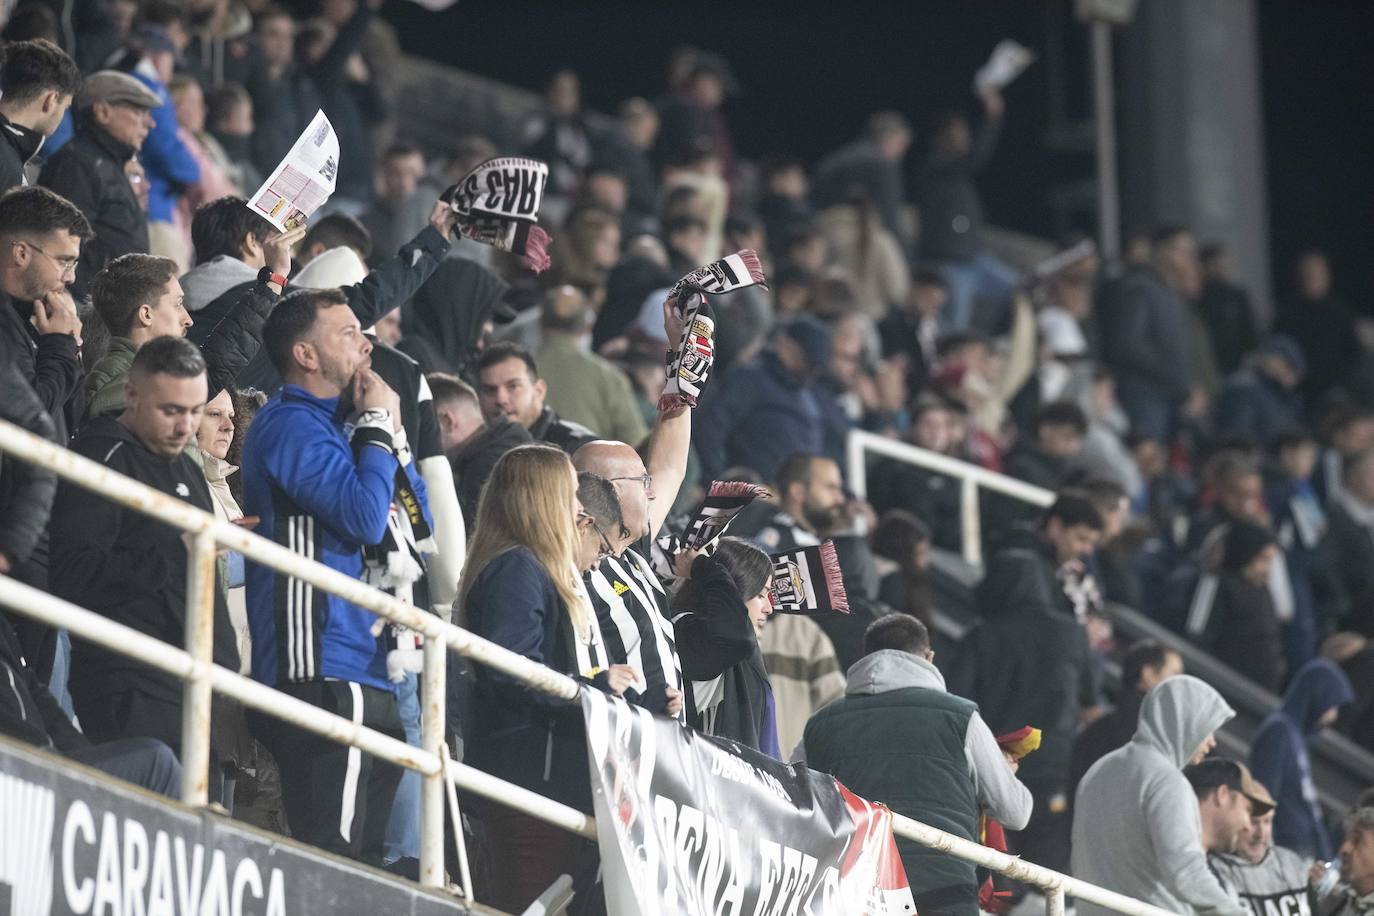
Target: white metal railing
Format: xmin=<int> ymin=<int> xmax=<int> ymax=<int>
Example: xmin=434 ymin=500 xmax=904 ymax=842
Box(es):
xmin=847 ymin=428 xmax=1056 ymax=566
xmin=0 ymin=418 xmax=1170 ymax=916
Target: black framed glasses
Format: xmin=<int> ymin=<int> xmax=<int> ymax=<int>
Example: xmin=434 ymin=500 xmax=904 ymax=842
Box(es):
xmin=579 ymin=511 xmax=616 ymax=561
xmin=609 ymin=474 xmax=653 ymax=492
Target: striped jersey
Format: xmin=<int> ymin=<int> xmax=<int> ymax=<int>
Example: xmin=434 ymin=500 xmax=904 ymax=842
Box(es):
xmin=587 ymin=547 xmax=684 ymax=719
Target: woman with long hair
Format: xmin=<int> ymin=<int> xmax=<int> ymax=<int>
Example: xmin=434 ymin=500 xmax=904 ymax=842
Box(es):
xmin=459 ymin=445 xmax=637 ymax=911
xmin=672 ymin=536 xmax=781 ymax=757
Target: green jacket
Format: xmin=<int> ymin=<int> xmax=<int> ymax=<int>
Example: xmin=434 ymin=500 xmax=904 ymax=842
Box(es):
xmin=84 ymin=336 xmax=137 ymax=421
xmin=536 ymin=332 xmax=649 ymax=446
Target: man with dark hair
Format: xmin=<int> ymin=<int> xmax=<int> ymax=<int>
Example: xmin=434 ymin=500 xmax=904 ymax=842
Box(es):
xmin=1205 ymin=766 xmax=1318 ymax=916
xmin=181 ymin=196 xmax=282 ymax=310
xmin=1198 ymin=243 xmax=1260 ymax=377
xmin=988 ymin=401 xmax=1090 ymax=531
xmin=1070 ymin=639 xmax=1183 ymax=798
xmin=39 ymin=70 xmax=161 ymax=297
xmin=963 ymin=491 xmax=1104 ymax=875
xmin=878 ymin=266 xmax=949 ymax=392
xmin=0 ymin=38 xmax=82 ymax=191
xmin=1276 ymin=248 xmax=1360 ymax=408
xmin=298 ymin=212 xmax=373 ymax=266
xmin=733 ymin=452 xmax=846 ymax=553
xmin=431 ymin=370 xmax=532 ymax=527
xmin=476 ymin=340 xmax=596 ymax=454
xmin=360 ymin=143 xmax=433 ymax=261
xmin=811 ymin=110 xmax=912 ymax=244
xmin=243 ymin=288 xmax=417 ymax=865
xmin=49 ymin=337 xmax=239 ymax=769
xmin=800 ymin=613 xmax=1031 ymax=916
xmin=1185 ymin=758 xmax=1274 ymax=856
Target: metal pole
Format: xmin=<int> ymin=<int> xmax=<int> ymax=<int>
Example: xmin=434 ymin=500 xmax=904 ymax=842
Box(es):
xmin=1091 ymin=19 xmax=1121 ymax=263
xmin=419 ymin=636 xmax=447 ymax=888
xmin=181 ymin=528 xmax=217 ymax=807
xmin=846 ymin=429 xmax=869 ymax=501
xmin=441 ymin=741 xmax=474 ymax=900
xmin=1047 ymin=886 xmax=1066 ymax=916
xmin=961 ymin=477 xmax=983 ymax=567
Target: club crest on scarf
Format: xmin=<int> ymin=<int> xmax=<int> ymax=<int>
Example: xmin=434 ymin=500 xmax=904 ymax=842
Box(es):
xmin=768 ymin=541 xmax=850 ymax=615
xmin=660 ymin=250 xmax=767 ymax=412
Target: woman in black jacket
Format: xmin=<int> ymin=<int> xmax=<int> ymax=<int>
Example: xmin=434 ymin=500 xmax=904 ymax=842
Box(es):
xmin=673 ymin=537 xmax=781 ymax=757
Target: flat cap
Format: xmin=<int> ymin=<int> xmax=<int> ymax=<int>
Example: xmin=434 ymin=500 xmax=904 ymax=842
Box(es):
xmin=77 ymin=70 xmax=161 ymax=110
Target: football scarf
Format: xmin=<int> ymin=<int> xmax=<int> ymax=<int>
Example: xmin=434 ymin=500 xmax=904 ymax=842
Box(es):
xmin=768 ymin=541 xmax=849 ymax=615
xmin=442 ymin=156 xmax=552 ymax=272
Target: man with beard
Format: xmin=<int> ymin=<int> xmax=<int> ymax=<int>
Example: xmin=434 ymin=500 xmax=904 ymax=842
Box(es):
xmin=1208 ymin=776 xmax=1324 ymax=916
xmin=476 ymin=341 xmax=596 ymax=456
xmin=731 ymin=452 xmax=848 ymax=553
xmin=241 ymin=288 xmax=421 ymax=866
xmin=1186 ymin=758 xmax=1273 ymax=856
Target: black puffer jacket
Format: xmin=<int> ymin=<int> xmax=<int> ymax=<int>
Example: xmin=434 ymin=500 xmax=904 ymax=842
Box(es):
xmin=0 ymin=364 xmax=57 ymax=570
xmin=184 ymin=278 xmax=280 ymax=398
xmin=447 ymin=415 xmax=532 ymax=528
xmin=0 ymin=113 xmax=44 ymax=192
xmin=0 ymin=610 xmax=87 ymax=753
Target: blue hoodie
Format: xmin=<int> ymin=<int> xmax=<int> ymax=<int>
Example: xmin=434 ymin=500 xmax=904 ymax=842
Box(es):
xmin=1249 ymin=659 xmax=1354 ymax=859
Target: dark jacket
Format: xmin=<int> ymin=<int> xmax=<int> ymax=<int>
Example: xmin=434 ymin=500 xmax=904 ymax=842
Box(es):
xmin=463 ymin=546 xmax=611 ymax=812
xmin=1183 ymin=571 xmax=1285 ymax=693
xmin=1250 ymin=660 xmax=1354 ymax=860
xmin=0 ymin=113 xmax=45 ymax=192
xmin=529 ymin=405 xmax=596 ymax=456
xmin=1338 ymin=646 xmax=1374 ymax=755
xmin=1098 ymin=266 xmax=1192 ymax=404
xmin=0 ymin=364 xmax=57 ymax=570
xmin=915 ymin=115 xmax=1001 ymax=263
xmin=986 ymin=438 xmax=1069 ymax=533
xmin=38 ymin=121 xmax=146 ymax=298
xmin=867 ymin=459 xmax=962 ymax=554
xmin=0 ymin=291 xmax=83 ymax=448
xmin=448 ymin=416 xmax=532 ymax=528
xmin=1199 ymin=278 xmax=1259 ymax=376
xmin=812 ymin=138 xmax=905 ymax=240
xmin=245 ymin=64 xmax=319 ymax=179
xmin=1214 ymin=368 xmax=1303 ymax=448
xmin=674 ymin=554 xmax=771 ymax=753
xmin=304 ymin=5 xmax=377 ymax=201
xmin=1275 ymin=293 xmax=1360 ymax=406
xmin=0 ymin=610 xmax=88 ymax=753
xmin=694 ymin=351 xmax=824 ymax=482
xmin=1325 ymin=500 xmax=1374 ymax=635
xmin=965 ymin=527 xmax=1095 ymax=787
xmin=397 ymin=258 xmax=510 ymax=382
xmin=49 ymin=417 xmax=239 ymax=704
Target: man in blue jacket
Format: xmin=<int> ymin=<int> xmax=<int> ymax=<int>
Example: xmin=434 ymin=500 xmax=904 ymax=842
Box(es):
xmin=243 ymin=287 xmax=427 ymax=865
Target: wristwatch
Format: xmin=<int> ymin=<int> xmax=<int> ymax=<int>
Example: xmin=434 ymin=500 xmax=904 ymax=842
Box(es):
xmin=258 ymin=265 xmax=288 ymax=289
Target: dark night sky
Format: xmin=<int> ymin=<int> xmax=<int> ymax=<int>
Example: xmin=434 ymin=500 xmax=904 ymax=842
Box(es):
xmin=387 ymin=0 xmax=1374 ymax=312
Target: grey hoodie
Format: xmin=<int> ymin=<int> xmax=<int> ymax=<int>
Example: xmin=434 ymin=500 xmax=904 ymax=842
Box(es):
xmin=1072 ymin=675 xmax=1246 ymax=916
xmin=800 ymin=650 xmax=1033 ymax=830
xmin=181 ymin=256 xmax=258 ymax=313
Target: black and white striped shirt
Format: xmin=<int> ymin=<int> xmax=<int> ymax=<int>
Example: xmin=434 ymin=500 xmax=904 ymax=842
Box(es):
xmin=586 ymin=547 xmax=684 ymax=719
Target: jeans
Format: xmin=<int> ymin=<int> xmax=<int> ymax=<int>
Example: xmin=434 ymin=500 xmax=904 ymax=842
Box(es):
xmin=383 ymin=671 xmax=422 ymax=864
xmin=940 ymin=251 xmax=1021 ymax=332
xmin=47 ymin=629 xmax=75 ymax=721
xmin=69 ymin=737 xmax=182 ymax=799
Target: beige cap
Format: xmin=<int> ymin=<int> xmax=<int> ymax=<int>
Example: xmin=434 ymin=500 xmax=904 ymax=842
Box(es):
xmin=76 ymin=71 xmax=161 ymax=110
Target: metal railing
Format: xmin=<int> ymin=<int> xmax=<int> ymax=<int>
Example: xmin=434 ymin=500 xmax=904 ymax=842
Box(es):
xmin=0 ymin=417 xmax=1171 ymax=916
xmin=847 ymin=429 xmax=1055 ymax=567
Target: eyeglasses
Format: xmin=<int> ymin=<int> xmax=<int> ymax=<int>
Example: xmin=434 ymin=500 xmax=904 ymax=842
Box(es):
xmin=609 ymin=474 xmax=653 ymax=492
xmin=17 ymin=240 xmax=79 ymax=276
xmin=578 ymin=511 xmax=616 ymax=561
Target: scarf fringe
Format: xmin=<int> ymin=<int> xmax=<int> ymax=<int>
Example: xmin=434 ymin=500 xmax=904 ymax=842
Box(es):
xmin=817 ymin=540 xmax=850 ymax=614
xmin=737 ymin=248 xmax=768 ymax=289
xmin=707 ymin=480 xmax=769 ymax=501
xmin=522 ymin=224 xmax=552 ymax=273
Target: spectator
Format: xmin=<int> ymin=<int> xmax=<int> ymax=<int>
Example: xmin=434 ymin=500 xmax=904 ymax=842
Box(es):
xmin=1275 ymin=249 xmax=1360 ymax=408
xmin=204 ymin=83 xmax=262 ymax=194
xmin=655 ymin=51 xmax=736 ymax=179
xmin=534 ymin=284 xmax=648 ymax=445
xmin=39 ymin=71 xmax=159 ymax=298
xmin=1330 ymin=809 xmax=1374 ymax=916
xmin=814 ymin=195 xmax=910 ymax=320
xmin=915 ymin=88 xmax=1018 ymax=331
xmin=695 ymin=316 xmax=831 ymax=482
xmin=0 ymin=365 xmax=56 ymax=582
xmin=867 ymin=396 xmax=964 ymax=553
xmin=180 ymin=196 xmax=278 ymax=311
xmin=196 ymin=387 xmax=251 ymax=667
xmin=521 ymin=69 xmax=592 ymax=207
xmin=0 ymin=39 xmax=81 ymax=192
xmin=1266 ymin=429 xmax=1326 ymax=671
xmin=1069 ymin=640 xmax=1183 ymax=800
xmin=732 ymin=453 xmax=846 ymax=553
xmin=966 ymin=491 xmax=1101 ymax=875
xmin=398 ymin=258 xmax=511 ymax=380
xmin=800 ymin=614 xmax=1031 ymax=916
xmin=1324 ymin=450 xmax=1374 ymax=635
xmin=1185 ymin=758 xmax=1275 ymax=855
xmin=168 ymin=75 xmax=238 ymax=251
xmin=1317 ymin=405 xmax=1374 ymax=508
xmin=1198 ymin=243 xmax=1260 ymax=377
xmin=673 ymin=537 xmax=779 ymax=754
xmin=242 ymin=289 xmax=413 ymax=864
xmin=296 ymin=212 xmax=372 ymax=266
xmin=871 ymin=510 xmax=936 ymax=628
xmin=246 ymin=5 xmax=316 ymax=179
xmin=545 ymin=206 xmax=621 ymax=292
xmin=430 ymin=372 xmax=532 ymax=528
xmin=359 ymin=142 xmax=434 ymax=262
xmin=475 ymin=342 xmax=597 ymax=455
xmin=987 ymin=401 xmax=1088 ymax=530
xmin=812 ymin=112 xmax=912 ymax=247
xmin=878 ymin=266 xmax=948 ymax=393
xmin=1250 ymin=659 xmax=1354 ymax=860
xmin=49 ymin=338 xmax=239 ymax=767
xmin=1183 ymin=519 xmax=1287 ymax=692
xmin=1098 ymin=225 xmax=1197 ymax=442
xmin=1209 ymin=783 xmax=1326 ymax=916
xmin=1215 ymin=336 xmax=1307 ymax=448
xmin=458 ymin=445 xmax=635 ymax=911
xmin=1071 ymin=675 xmax=1244 ymax=916
xmin=1036 ymin=248 xmax=1100 ymax=363
xmin=756 ymin=158 xmax=813 ymax=258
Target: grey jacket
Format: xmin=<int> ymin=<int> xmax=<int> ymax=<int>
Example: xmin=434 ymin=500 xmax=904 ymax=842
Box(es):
xmin=1072 ymin=675 xmax=1246 ymax=916
xmin=799 ymin=650 xmax=1032 ymax=830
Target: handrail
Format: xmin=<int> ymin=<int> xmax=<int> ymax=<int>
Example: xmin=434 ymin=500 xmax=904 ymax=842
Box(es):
xmin=0 ymin=417 xmax=1171 ymax=915
xmin=847 ymin=429 xmax=1055 ymax=566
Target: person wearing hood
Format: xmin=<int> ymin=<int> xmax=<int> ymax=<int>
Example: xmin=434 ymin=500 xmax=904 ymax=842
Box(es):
xmin=1071 ymin=675 xmax=1246 ymax=916
xmin=1329 ymin=808 xmax=1374 ymax=916
xmin=0 ymin=39 xmax=81 ymax=193
xmin=800 ymin=614 xmax=1032 ymax=916
xmin=398 ymin=256 xmax=513 ymax=382
xmin=49 ymin=338 xmax=240 ymax=778
xmin=1249 ymin=659 xmax=1354 ymax=860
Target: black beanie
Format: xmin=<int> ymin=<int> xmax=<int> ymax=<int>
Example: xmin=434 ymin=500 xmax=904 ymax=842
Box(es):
xmin=1221 ymin=519 xmax=1277 ymax=573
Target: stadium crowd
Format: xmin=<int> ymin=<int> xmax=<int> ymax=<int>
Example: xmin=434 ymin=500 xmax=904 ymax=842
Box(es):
xmin=3 ymin=7 xmax=1374 ymax=915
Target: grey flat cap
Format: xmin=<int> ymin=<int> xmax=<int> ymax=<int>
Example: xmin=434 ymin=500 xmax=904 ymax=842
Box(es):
xmin=76 ymin=70 xmax=161 ymax=110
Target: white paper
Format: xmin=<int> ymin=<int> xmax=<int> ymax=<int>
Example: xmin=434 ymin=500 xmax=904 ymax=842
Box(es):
xmin=974 ymin=39 xmax=1036 ymax=93
xmin=247 ymin=110 xmax=339 ymax=232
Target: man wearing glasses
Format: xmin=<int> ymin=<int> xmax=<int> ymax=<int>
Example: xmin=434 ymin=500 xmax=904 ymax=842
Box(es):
xmin=39 ymin=70 xmax=160 ymax=298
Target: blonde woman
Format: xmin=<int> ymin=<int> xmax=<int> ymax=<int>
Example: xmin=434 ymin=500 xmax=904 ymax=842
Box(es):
xmin=459 ymin=445 xmax=637 ymax=910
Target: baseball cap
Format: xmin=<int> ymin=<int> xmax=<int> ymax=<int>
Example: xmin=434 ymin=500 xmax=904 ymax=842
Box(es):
xmin=1184 ymin=757 xmax=1277 ymax=815
xmin=76 ymin=70 xmax=162 ymax=110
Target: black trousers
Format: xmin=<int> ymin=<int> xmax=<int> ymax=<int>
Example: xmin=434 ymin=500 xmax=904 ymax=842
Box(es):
xmin=248 ymin=680 xmax=404 ymax=867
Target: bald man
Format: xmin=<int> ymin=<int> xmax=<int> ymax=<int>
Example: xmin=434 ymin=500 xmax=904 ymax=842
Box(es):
xmin=575 ymin=297 xmax=692 ymax=717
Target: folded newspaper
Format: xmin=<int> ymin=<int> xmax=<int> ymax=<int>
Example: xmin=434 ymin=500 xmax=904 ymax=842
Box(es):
xmin=974 ymin=39 xmax=1036 ymax=94
xmin=248 ymin=110 xmax=339 ymax=232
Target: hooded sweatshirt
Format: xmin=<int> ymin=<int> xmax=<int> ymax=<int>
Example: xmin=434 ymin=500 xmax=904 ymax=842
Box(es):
xmin=1250 ymin=660 xmax=1354 ymax=860
xmin=181 ymin=254 xmax=259 ymax=313
xmin=1071 ymin=675 xmax=1246 ymax=916
xmin=398 ymin=258 xmax=510 ymax=381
